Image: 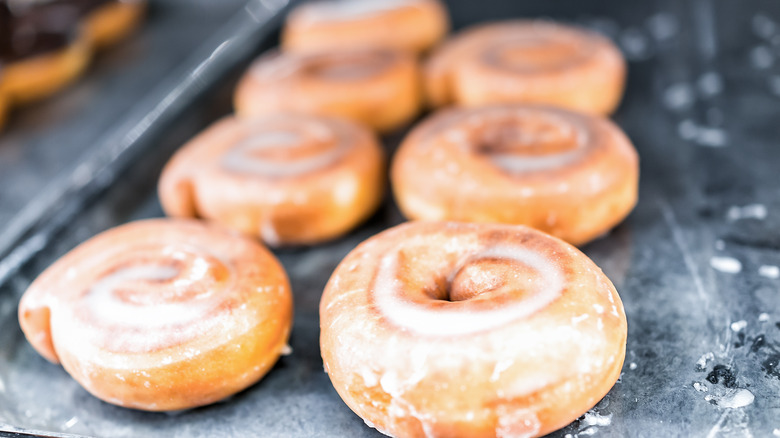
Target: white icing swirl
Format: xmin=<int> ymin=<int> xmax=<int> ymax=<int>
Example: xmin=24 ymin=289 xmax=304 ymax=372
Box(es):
xmin=446 ymin=108 xmax=592 ymax=173
xmin=481 ymin=30 xmax=595 ymax=74
xmin=87 ymin=265 xmax=206 ymax=328
xmin=75 ymin=247 xmax=235 ymax=353
xmin=221 ymin=123 xmax=350 ymax=177
xmin=373 ymin=246 xmax=564 ymax=336
xmin=251 ymin=50 xmax=394 ymax=82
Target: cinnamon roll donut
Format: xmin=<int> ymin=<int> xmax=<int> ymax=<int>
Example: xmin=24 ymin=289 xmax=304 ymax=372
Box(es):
xmin=0 ymin=1 xmax=91 ymax=104
xmin=159 ymin=114 xmax=385 ymax=246
xmin=18 ymin=219 xmax=293 ymax=411
xmin=282 ymin=0 xmax=449 ymax=55
xmin=234 ymin=48 xmax=421 ymax=133
xmin=391 ymin=104 xmax=638 ymax=246
xmin=425 ymin=20 xmax=626 ymax=115
xmin=320 ymin=221 xmax=627 ymax=438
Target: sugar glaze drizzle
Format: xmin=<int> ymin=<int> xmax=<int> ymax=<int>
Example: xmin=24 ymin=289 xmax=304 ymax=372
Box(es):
xmin=372 ymin=245 xmax=564 ymax=336
xmin=445 ymin=108 xmax=592 ymax=173
xmin=221 ymin=122 xmax=351 ymax=177
xmin=75 ymin=246 xmax=236 ymax=353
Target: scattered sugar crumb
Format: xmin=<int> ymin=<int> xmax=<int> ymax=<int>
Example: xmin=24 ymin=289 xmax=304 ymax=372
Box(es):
xmin=727 ymin=204 xmax=767 ymax=221
xmin=759 ymin=313 xmax=771 ymax=322
xmin=752 ymin=14 xmax=777 ymax=39
xmin=759 ymin=265 xmax=780 ymax=279
xmin=647 ymin=13 xmax=679 ymax=41
xmin=750 ymin=45 xmax=774 ymax=69
xmin=693 ymin=382 xmax=708 ymax=392
xmin=581 ymin=411 xmax=612 ymax=428
xmin=710 ymin=256 xmax=742 ymax=274
xmin=281 ymin=344 xmax=293 ymax=356
xmin=718 ymin=388 xmax=755 ymax=409
xmin=773 ymin=428 xmax=780 ymax=437
xmin=696 ymin=126 xmax=728 ymax=147
xmin=63 ymin=417 xmax=78 ymax=430
xmin=696 ymin=352 xmax=715 ymax=370
xmin=664 ymin=83 xmax=695 ymax=110
xmin=698 ymin=72 xmax=724 ymax=96
xmin=731 ymin=320 xmax=748 ymax=332
xmin=629 ymin=362 xmax=637 ymax=370
xmin=677 ymin=120 xmax=728 ymax=146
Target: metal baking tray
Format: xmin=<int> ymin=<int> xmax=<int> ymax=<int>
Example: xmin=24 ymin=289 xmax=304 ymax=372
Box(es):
xmin=2 ymin=0 xmax=780 ymax=437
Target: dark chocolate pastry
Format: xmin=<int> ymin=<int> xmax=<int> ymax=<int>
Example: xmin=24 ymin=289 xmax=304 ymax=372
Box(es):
xmin=0 ymin=0 xmax=80 ymax=62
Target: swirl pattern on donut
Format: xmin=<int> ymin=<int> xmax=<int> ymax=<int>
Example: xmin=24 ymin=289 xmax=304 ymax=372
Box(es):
xmin=220 ymin=120 xmax=351 ymax=178
xmin=424 ymin=20 xmax=626 ymax=115
xmin=73 ymin=244 xmax=236 ymax=353
xmin=159 ymin=114 xmax=385 ymax=246
xmin=320 ymin=221 xmax=627 ymax=438
xmin=282 ymin=0 xmax=449 ymax=55
xmin=18 ymin=219 xmax=293 ymax=411
xmin=391 ymin=104 xmax=639 ymax=245
xmin=234 ymin=49 xmax=421 ymax=132
xmin=373 ymin=245 xmax=564 ymax=337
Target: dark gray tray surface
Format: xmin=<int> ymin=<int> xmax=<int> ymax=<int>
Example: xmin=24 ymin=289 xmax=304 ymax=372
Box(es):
xmin=2 ymin=0 xmax=780 ymax=437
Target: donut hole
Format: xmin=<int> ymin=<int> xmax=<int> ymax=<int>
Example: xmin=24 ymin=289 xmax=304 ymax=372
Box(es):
xmin=447 ymin=257 xmax=543 ymax=302
xmin=474 ymin=114 xmax=580 ymax=157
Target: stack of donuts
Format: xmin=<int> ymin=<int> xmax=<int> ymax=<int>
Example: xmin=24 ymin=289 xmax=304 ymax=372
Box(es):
xmin=18 ymin=1 xmax=639 ymax=437
xmin=0 ymin=0 xmax=146 ymax=130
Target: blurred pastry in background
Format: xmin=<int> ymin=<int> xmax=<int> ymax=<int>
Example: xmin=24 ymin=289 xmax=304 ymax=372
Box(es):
xmin=78 ymin=0 xmax=147 ymax=49
xmin=159 ymin=114 xmax=385 ymax=246
xmin=0 ymin=75 xmax=7 ymax=129
xmin=391 ymin=104 xmax=639 ymax=246
xmin=0 ymin=1 xmax=91 ymax=104
xmin=235 ymin=48 xmax=421 ymax=133
xmin=425 ymin=20 xmax=626 ymax=115
xmin=282 ymin=0 xmax=448 ymax=55
xmin=18 ymin=219 xmax=293 ymax=411
xmin=0 ymin=0 xmax=145 ymax=116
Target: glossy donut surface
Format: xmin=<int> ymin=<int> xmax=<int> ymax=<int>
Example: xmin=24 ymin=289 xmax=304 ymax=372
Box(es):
xmin=18 ymin=219 xmax=293 ymax=411
xmin=391 ymin=104 xmax=638 ymax=245
xmin=320 ymin=221 xmax=627 ymax=437
xmin=160 ymin=114 xmax=385 ymax=246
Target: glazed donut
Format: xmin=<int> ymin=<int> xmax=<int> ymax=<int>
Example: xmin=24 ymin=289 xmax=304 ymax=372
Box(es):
xmin=282 ymin=0 xmax=449 ymax=55
xmin=391 ymin=104 xmax=638 ymax=246
xmin=159 ymin=114 xmax=385 ymax=246
xmin=320 ymin=221 xmax=627 ymax=438
xmin=234 ymin=48 xmax=421 ymax=133
xmin=79 ymin=0 xmax=146 ymax=49
xmin=424 ymin=20 xmax=626 ymax=115
xmin=0 ymin=2 xmax=91 ymax=105
xmin=18 ymin=219 xmax=293 ymax=411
